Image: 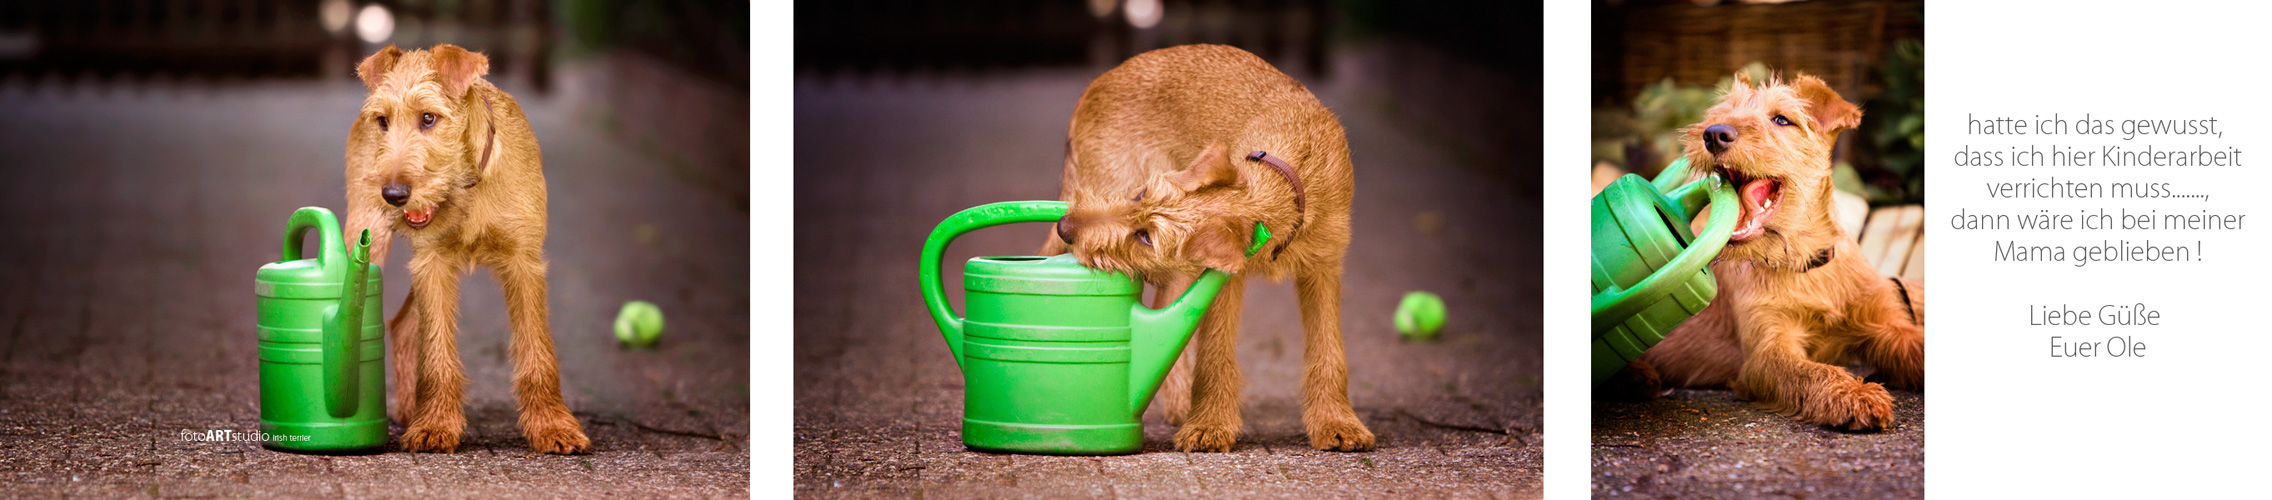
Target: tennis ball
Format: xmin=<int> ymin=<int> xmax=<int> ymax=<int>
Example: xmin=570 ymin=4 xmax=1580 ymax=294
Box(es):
xmin=1394 ymin=291 xmax=1446 ymax=341
xmin=615 ymin=300 xmax=665 ymax=348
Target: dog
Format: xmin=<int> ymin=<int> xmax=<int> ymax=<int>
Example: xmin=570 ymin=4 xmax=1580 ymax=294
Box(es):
xmin=1045 ymin=44 xmax=1373 ymax=452
xmin=1607 ymin=73 xmax=1924 ymax=432
xmin=343 ymin=44 xmax=589 ymax=454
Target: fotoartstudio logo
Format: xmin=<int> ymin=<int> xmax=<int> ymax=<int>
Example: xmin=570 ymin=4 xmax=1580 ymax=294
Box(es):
xmin=179 ymin=429 xmax=309 ymax=443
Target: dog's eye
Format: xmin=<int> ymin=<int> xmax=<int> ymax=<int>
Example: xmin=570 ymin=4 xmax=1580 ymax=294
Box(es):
xmin=1772 ymin=115 xmax=1793 ymax=127
xmin=420 ymin=113 xmax=437 ymax=130
xmin=375 ymin=115 xmax=388 ymax=131
xmin=1133 ymin=229 xmax=1152 ymax=247
xmin=1133 ymin=188 xmax=1146 ymax=203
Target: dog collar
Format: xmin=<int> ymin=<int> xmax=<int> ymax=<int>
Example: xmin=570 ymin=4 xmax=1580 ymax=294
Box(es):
xmin=1801 ymin=247 xmax=1834 ymax=272
xmin=467 ymin=91 xmax=497 ymax=189
xmin=1245 ymin=150 xmax=1304 ymax=260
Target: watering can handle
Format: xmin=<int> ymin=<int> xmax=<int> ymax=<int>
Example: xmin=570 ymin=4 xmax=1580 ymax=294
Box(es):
xmin=1590 ymin=173 xmax=1741 ymax=333
xmin=281 ymin=207 xmax=344 ymax=265
xmin=919 ymin=201 xmax=1070 ymax=371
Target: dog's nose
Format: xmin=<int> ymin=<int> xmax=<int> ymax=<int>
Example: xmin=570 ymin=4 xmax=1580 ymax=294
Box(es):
xmin=1056 ymin=219 xmax=1082 ymax=245
xmin=1703 ymin=124 xmax=1738 ymax=155
xmin=381 ymin=183 xmax=411 ymax=207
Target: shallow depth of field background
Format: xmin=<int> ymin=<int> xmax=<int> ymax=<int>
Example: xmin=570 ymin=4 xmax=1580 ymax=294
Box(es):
xmin=0 ymin=1 xmax=750 ymax=496
xmin=795 ymin=1 xmax=1544 ymax=497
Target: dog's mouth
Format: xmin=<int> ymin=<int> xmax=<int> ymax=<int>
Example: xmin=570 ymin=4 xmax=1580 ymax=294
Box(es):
xmin=1717 ymin=166 xmax=1781 ymax=242
xmin=403 ymin=206 xmax=435 ymax=229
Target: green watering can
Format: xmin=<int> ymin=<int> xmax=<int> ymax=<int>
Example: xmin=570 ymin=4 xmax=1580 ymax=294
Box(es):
xmin=1590 ymin=159 xmax=1741 ymax=385
xmin=255 ymin=207 xmax=387 ymax=453
xmin=920 ymin=201 xmax=1235 ymax=455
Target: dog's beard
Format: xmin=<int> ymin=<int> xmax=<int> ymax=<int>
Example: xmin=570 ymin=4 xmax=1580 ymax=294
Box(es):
xmin=1718 ymin=186 xmax=1837 ymax=271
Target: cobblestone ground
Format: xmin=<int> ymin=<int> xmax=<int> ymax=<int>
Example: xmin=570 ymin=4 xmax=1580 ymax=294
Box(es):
xmin=1593 ymin=389 xmax=1925 ymax=499
xmin=794 ymin=47 xmax=1545 ymax=498
xmin=0 ymin=73 xmax=750 ymax=497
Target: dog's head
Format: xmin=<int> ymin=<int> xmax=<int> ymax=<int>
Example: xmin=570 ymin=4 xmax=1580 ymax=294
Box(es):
xmin=1681 ymin=72 xmax=1861 ymax=269
xmin=348 ymin=44 xmax=492 ymax=235
xmin=1056 ymin=142 xmax=1261 ymax=279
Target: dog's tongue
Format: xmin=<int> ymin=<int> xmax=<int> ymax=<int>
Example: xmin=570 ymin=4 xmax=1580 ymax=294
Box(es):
xmin=405 ymin=207 xmax=432 ymax=225
xmin=1731 ymin=178 xmax=1780 ymax=241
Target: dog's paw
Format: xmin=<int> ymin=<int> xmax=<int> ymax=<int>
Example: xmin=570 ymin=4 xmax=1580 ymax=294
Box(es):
xmin=1307 ymin=416 xmax=1375 ymax=452
xmin=524 ymin=417 xmax=592 ymax=455
xmin=1173 ymin=425 xmax=1239 ymax=452
xmin=400 ymin=425 xmax=461 ymax=453
xmin=1810 ymin=380 xmax=1895 ymax=432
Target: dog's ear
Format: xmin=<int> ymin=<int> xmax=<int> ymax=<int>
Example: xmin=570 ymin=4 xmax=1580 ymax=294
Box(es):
xmin=1792 ymin=74 xmax=1862 ymax=135
xmin=430 ymin=44 xmax=491 ymax=99
xmin=1167 ymin=142 xmax=1242 ymax=194
xmin=356 ymin=45 xmax=404 ymax=91
xmin=1179 ymin=221 xmax=1248 ymax=273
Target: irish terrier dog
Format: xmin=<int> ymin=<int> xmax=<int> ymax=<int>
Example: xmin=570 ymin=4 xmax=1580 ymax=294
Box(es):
xmin=343 ymin=44 xmax=589 ymax=454
xmin=1046 ymin=44 xmax=1374 ymax=452
xmin=1608 ymin=73 xmax=1924 ymax=432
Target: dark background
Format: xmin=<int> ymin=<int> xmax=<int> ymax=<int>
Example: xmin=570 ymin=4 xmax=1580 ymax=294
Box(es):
xmin=796 ymin=1 xmax=1546 ymax=496
xmin=0 ymin=1 xmax=751 ymax=496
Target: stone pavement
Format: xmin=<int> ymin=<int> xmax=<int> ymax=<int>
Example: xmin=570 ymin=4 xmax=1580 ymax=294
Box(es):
xmin=0 ymin=73 xmax=749 ymax=497
xmin=1592 ymin=389 xmax=1925 ymax=498
xmin=793 ymin=46 xmax=1544 ymax=498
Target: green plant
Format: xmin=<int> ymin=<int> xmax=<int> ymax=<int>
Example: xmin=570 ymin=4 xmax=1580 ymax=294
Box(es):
xmin=1858 ymin=39 xmax=1925 ymax=204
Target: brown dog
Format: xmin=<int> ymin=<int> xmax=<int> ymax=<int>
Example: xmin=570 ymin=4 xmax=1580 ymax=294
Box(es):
xmin=1046 ymin=44 xmax=1373 ymax=452
xmin=343 ymin=44 xmax=589 ymax=454
xmin=1613 ymin=73 xmax=1924 ymax=432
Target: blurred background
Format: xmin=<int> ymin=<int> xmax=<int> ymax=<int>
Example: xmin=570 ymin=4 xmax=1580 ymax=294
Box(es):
xmin=1591 ymin=0 xmax=1922 ymax=206
xmin=1588 ymin=1 xmax=1924 ymax=497
xmin=0 ymin=1 xmax=750 ymax=495
xmin=796 ymin=1 xmax=1544 ymax=496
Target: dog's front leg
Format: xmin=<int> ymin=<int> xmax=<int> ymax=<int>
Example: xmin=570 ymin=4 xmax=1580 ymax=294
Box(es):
xmin=385 ymin=289 xmax=421 ymax=424
xmin=401 ymin=251 xmax=468 ymax=452
xmin=1172 ymin=276 xmax=1245 ymax=452
xmin=1853 ymin=282 xmax=1925 ymax=391
xmin=344 ymin=190 xmax=422 ymax=424
xmin=494 ymin=253 xmax=591 ymax=454
xmin=1731 ymin=313 xmax=1894 ymax=432
xmin=1295 ymin=261 xmax=1374 ymax=451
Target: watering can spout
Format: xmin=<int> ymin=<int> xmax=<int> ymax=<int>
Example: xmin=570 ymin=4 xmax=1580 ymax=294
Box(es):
xmin=322 ymin=229 xmax=372 ymax=419
xmin=1126 ymin=269 xmax=1231 ymax=416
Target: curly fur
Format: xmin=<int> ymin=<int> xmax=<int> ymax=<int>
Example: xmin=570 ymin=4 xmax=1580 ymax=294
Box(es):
xmin=1610 ymin=72 xmax=1925 ymax=432
xmin=343 ymin=44 xmax=589 ymax=454
xmin=1045 ymin=45 xmax=1372 ymax=452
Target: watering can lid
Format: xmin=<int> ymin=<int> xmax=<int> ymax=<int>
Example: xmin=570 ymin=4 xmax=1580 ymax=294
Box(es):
xmin=964 ymin=254 xmax=1141 ymax=296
